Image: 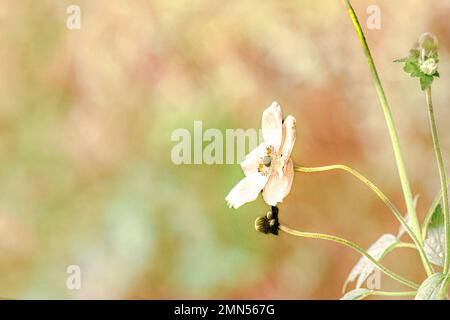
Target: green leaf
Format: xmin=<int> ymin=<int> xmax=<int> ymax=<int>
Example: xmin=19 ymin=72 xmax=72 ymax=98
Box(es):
xmin=403 ymin=60 xmax=422 ymax=77
xmin=341 ymin=288 xmax=372 ymax=300
xmin=415 ymin=273 xmax=448 ymax=300
xmin=429 ymin=204 xmax=444 ymax=229
xmin=398 ymin=51 xmax=439 ymax=91
xmin=394 ymin=57 xmax=408 ymax=63
xmin=420 ymin=74 xmax=434 ymax=90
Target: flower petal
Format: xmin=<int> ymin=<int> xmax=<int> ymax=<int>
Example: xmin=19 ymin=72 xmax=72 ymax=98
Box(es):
xmin=262 ymin=159 xmax=294 ymax=206
xmin=281 ymin=115 xmax=296 ymax=163
xmin=262 ymin=101 xmax=283 ymax=151
xmin=240 ymin=143 xmax=267 ymax=176
xmin=225 ymin=174 xmax=268 ymax=209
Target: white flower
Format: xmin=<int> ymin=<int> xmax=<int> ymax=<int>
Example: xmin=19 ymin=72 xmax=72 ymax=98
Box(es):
xmin=225 ymin=102 xmax=296 ymax=209
xmin=420 ymin=58 xmax=438 ymax=75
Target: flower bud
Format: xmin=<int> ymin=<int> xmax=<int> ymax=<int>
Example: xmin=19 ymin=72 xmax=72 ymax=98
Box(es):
xmin=269 ymin=218 xmax=279 ymax=235
xmin=419 ymin=33 xmax=438 ymax=55
xmin=254 ymin=216 xmax=270 ymax=234
xmin=420 ymin=58 xmax=438 ymax=75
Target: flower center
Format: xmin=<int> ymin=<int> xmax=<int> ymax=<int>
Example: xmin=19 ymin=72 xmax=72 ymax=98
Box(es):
xmin=263 ymin=155 xmax=272 ymax=167
xmin=258 ymin=146 xmax=280 ymax=176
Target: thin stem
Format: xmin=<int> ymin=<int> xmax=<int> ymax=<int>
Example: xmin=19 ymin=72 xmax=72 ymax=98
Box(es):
xmin=425 ymin=87 xmax=450 ymax=274
xmin=369 ymin=290 xmax=416 ymax=298
xmin=279 ymin=224 xmax=419 ymax=290
xmin=381 ymin=241 xmax=418 ymax=264
xmin=343 ymin=0 xmax=421 ymax=241
xmin=396 ymin=242 xmax=418 ymax=250
xmin=294 ymin=164 xmax=434 ymax=275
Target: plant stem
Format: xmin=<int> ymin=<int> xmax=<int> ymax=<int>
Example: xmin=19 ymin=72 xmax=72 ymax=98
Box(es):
xmin=279 ymin=224 xmax=419 ymax=290
xmin=369 ymin=290 xmax=416 ymax=298
xmin=425 ymin=87 xmax=450 ymax=274
xmin=343 ymin=0 xmax=421 ymax=241
xmin=294 ymin=164 xmax=434 ymax=275
xmin=396 ymin=242 xmax=418 ymax=250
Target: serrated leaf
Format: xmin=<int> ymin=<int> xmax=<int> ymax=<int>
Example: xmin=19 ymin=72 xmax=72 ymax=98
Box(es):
xmin=415 ymin=273 xmax=448 ymax=300
xmin=399 ymin=53 xmax=439 ymax=91
xmin=340 ymin=288 xmax=372 ymax=300
xmin=424 ymin=204 xmax=445 ymax=266
xmin=425 ymin=226 xmax=445 ymax=266
xmin=403 ymin=60 xmax=422 ymax=77
xmin=394 ymin=57 xmax=409 ymax=63
xmin=344 ymin=234 xmax=397 ymax=290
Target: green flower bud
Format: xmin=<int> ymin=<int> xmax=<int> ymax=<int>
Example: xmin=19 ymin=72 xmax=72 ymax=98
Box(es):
xmin=420 ymin=58 xmax=438 ymax=75
xmin=419 ymin=33 xmax=438 ymax=55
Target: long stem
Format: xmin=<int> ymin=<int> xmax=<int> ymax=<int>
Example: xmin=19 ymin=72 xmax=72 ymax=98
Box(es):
xmin=294 ymin=164 xmax=434 ymax=275
xmin=425 ymin=87 xmax=450 ymax=274
xmin=369 ymin=290 xmax=416 ymax=298
xmin=343 ymin=0 xmax=421 ymax=241
xmin=279 ymin=224 xmax=419 ymax=290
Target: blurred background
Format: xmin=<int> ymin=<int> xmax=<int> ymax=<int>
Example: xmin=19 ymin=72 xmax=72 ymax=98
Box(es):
xmin=0 ymin=0 xmax=450 ymax=299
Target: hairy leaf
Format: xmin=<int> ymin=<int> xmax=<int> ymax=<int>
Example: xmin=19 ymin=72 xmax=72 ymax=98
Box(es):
xmin=344 ymin=234 xmax=397 ymax=289
xmin=424 ymin=204 xmax=445 ymax=266
xmin=340 ymin=288 xmax=372 ymax=300
xmin=415 ymin=273 xmax=448 ymax=300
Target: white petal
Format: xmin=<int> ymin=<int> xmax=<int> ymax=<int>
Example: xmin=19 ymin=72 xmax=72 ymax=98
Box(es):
xmin=240 ymin=143 xmax=267 ymax=176
xmin=225 ymin=174 xmax=268 ymax=209
xmin=280 ymin=115 xmax=296 ymax=163
xmin=262 ymin=101 xmax=283 ymax=151
xmin=262 ymin=159 xmax=294 ymax=206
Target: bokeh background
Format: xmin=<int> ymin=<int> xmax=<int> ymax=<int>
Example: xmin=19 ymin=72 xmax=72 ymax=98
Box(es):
xmin=0 ymin=0 xmax=450 ymax=299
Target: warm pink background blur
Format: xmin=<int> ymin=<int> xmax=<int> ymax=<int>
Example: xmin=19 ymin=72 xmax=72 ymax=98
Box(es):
xmin=0 ymin=0 xmax=449 ymax=299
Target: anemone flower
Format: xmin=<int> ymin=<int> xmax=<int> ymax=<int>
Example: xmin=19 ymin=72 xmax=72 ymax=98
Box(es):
xmin=226 ymin=102 xmax=296 ymax=209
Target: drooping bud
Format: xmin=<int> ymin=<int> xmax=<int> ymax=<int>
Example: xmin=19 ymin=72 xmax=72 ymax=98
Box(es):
xmin=255 ymin=216 xmax=270 ymax=234
xmin=269 ymin=218 xmax=279 ymax=235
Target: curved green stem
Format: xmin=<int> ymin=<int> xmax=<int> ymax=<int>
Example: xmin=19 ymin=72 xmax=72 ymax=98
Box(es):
xmin=294 ymin=164 xmax=434 ymax=275
xmin=343 ymin=0 xmax=421 ymax=242
xmin=425 ymin=87 xmax=450 ymax=274
xmin=279 ymin=224 xmax=419 ymax=290
xmin=396 ymin=242 xmax=418 ymax=250
xmin=382 ymin=241 xmax=417 ymax=263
